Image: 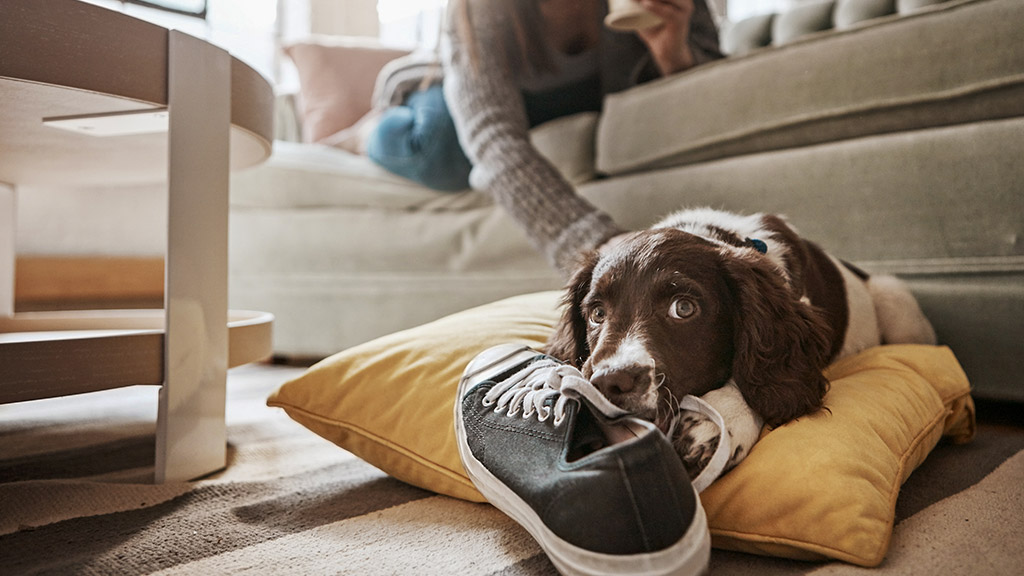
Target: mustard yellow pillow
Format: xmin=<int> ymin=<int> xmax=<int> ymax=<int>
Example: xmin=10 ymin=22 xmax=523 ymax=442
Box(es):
xmin=268 ymin=291 xmax=975 ymax=567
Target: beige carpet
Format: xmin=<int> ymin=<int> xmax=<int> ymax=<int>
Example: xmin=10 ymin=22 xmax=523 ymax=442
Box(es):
xmin=2 ymin=363 xmax=1022 ymax=575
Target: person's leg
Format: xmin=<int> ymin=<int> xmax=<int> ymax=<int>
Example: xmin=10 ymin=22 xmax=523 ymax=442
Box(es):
xmin=366 ymin=83 xmax=473 ymax=192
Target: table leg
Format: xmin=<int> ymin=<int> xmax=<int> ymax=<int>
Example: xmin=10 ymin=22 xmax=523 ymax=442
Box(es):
xmin=155 ymin=30 xmax=231 ymax=483
xmin=0 ymin=183 xmax=13 ymax=318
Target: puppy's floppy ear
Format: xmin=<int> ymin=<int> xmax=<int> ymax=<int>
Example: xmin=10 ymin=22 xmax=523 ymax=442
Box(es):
xmin=544 ymin=251 xmax=598 ymax=368
xmin=723 ymin=256 xmax=833 ymax=428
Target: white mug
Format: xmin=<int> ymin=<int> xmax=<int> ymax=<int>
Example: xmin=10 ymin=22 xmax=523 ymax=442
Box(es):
xmin=604 ymin=0 xmax=664 ymax=31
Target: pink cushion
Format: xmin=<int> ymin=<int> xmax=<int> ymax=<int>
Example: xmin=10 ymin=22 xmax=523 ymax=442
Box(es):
xmin=285 ymin=38 xmax=409 ymax=143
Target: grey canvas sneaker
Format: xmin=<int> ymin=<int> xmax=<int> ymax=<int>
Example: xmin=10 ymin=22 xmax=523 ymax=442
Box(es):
xmin=455 ymin=344 xmax=711 ymax=576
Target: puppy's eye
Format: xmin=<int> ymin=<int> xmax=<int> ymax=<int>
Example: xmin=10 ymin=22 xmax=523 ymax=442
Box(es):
xmin=588 ymin=306 xmax=607 ymax=325
xmin=669 ymin=298 xmax=698 ymax=320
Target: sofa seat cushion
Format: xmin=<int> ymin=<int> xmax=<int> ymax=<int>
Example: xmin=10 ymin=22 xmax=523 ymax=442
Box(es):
xmin=228 ymin=156 xmax=561 ymax=355
xmin=596 ymin=0 xmax=1024 ymax=174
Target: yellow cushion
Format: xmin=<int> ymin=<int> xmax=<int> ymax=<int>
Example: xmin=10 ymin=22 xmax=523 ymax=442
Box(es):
xmin=268 ymin=291 xmax=975 ymax=566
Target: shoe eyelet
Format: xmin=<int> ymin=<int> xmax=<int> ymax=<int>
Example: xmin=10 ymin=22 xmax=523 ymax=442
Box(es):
xmin=481 ymin=398 xmax=495 ymax=407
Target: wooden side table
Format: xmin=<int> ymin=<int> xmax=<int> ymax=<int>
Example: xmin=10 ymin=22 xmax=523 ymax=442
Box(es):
xmin=0 ymin=0 xmax=275 ymax=482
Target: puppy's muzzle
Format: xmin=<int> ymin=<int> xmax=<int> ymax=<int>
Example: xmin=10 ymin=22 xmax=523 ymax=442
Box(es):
xmin=589 ymin=364 xmax=655 ymax=405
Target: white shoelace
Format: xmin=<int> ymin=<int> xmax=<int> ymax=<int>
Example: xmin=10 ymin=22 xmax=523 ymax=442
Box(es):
xmin=481 ymin=358 xmax=629 ymax=425
xmin=472 ymin=351 xmax=730 ymax=492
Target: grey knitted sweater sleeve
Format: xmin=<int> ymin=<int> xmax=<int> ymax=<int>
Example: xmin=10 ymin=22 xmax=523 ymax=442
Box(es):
xmin=441 ymin=1 xmax=721 ymax=277
xmin=441 ymin=2 xmax=623 ymax=277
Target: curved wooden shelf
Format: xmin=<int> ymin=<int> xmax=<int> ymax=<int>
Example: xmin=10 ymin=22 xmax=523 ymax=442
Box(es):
xmin=0 ymin=0 xmax=273 ymax=187
xmin=0 ymin=310 xmax=274 ymax=404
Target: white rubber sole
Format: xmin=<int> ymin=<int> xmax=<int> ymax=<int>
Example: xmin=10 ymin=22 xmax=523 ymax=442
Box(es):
xmin=455 ymin=356 xmax=711 ymax=576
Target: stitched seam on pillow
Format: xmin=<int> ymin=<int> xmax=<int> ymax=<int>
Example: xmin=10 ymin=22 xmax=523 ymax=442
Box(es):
xmin=707 ymin=529 xmax=861 ymax=565
xmin=267 ymin=400 xmax=478 ymax=491
xmin=941 ymin=388 xmax=972 ymax=405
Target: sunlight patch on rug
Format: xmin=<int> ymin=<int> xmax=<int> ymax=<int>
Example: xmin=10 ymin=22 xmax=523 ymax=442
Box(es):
xmin=149 ymin=496 xmax=542 ymax=575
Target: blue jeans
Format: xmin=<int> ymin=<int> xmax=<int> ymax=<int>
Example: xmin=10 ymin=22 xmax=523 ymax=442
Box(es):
xmin=366 ymin=84 xmax=472 ymax=192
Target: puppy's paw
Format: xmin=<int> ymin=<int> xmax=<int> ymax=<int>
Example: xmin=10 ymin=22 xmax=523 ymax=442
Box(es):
xmin=672 ymin=411 xmax=721 ymax=479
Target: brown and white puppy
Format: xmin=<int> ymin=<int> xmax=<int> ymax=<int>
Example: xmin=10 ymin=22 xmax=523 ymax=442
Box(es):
xmin=546 ymin=208 xmax=936 ymax=475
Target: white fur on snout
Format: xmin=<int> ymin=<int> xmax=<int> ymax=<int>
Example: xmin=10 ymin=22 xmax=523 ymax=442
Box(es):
xmin=589 ymin=333 xmax=660 ymax=414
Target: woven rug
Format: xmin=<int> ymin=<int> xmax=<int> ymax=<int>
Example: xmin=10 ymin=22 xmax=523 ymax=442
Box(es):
xmin=2 ymin=363 xmax=1022 ymax=575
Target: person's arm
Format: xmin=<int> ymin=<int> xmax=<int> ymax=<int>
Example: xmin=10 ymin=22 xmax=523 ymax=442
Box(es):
xmin=441 ymin=0 xmax=623 ymax=276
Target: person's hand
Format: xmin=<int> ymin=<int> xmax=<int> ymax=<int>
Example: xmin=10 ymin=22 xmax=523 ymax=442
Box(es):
xmin=634 ymin=0 xmax=696 ymax=76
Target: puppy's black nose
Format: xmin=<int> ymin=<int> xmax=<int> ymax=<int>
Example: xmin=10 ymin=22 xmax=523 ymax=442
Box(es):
xmin=591 ymin=365 xmax=652 ymax=399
